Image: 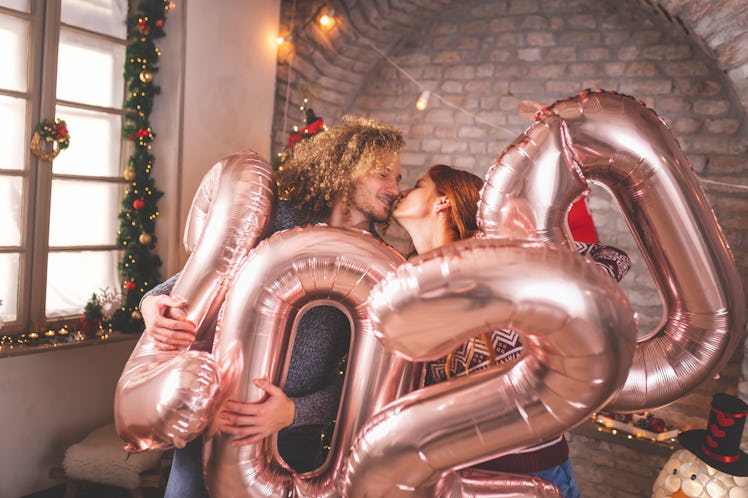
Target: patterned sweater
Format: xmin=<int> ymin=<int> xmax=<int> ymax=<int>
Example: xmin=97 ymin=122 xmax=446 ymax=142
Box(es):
xmin=425 ymin=241 xmax=631 ymax=472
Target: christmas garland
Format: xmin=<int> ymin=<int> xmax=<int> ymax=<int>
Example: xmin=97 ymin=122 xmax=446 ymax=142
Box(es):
xmin=109 ymin=0 xmax=171 ymax=332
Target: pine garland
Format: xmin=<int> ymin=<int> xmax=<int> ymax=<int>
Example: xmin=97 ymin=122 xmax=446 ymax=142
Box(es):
xmin=111 ymin=0 xmax=170 ymax=332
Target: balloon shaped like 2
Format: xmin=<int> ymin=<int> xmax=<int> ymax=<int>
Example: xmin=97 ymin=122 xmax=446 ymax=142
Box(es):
xmin=202 ymin=225 xmax=414 ymax=498
xmin=478 ymin=89 xmax=744 ymax=411
xmin=345 ymin=239 xmax=637 ymax=497
xmin=115 ymin=151 xmax=276 ymax=451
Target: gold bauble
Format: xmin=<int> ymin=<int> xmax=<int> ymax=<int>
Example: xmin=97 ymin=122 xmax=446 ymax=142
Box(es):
xmin=139 ymin=71 xmax=153 ymax=83
xmin=131 ymin=310 xmax=142 ymax=320
xmin=123 ymin=167 xmax=136 ymax=181
xmin=139 ymin=232 xmax=152 ymax=245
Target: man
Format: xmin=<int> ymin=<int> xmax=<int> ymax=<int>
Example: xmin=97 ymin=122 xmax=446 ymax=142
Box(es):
xmin=141 ymin=116 xmax=404 ymax=498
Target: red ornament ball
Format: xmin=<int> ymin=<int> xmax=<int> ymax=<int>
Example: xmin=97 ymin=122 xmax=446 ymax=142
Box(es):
xmin=133 ymin=199 xmax=145 ymax=210
xmin=155 ymin=19 xmax=164 ymax=28
xmin=124 ymin=280 xmax=136 ymax=291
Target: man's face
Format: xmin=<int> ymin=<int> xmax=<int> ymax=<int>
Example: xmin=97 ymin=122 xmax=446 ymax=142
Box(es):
xmin=348 ymin=150 xmax=402 ymax=226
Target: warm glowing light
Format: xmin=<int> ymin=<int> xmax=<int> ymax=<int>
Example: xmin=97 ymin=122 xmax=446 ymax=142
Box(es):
xmin=276 ymin=35 xmax=290 ymax=46
xmin=416 ymin=90 xmax=430 ymax=111
xmin=319 ymin=9 xmax=336 ymax=28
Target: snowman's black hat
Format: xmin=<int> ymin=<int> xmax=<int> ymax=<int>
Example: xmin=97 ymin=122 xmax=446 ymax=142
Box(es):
xmin=678 ymin=393 xmax=748 ymax=476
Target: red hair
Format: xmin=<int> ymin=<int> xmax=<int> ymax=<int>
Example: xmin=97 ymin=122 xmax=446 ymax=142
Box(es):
xmin=427 ymin=164 xmax=484 ymax=241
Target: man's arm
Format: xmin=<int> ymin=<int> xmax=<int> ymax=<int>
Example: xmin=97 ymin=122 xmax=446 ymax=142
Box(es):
xmin=218 ymin=304 xmax=349 ymax=445
xmin=217 ymin=369 xmax=345 ymax=446
xmin=140 ymin=272 xmax=197 ymax=349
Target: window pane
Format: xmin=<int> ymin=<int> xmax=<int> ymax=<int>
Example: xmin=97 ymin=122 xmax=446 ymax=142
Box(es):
xmin=49 ymin=179 xmax=120 ymax=246
xmin=0 ymin=1 xmax=29 ymax=12
xmin=46 ymin=249 xmax=120 ymax=317
xmin=0 ymin=252 xmax=19 ymax=322
xmin=0 ymin=13 xmax=29 ymax=92
xmin=0 ymin=175 xmax=23 ymax=246
xmin=53 ymin=105 xmax=121 ymax=177
xmin=62 ymin=0 xmax=127 ymax=39
xmin=56 ymin=28 xmax=125 ymax=108
xmin=0 ymin=95 xmax=27 ymax=171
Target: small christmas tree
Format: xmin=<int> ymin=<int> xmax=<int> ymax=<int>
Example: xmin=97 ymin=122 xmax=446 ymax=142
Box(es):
xmin=272 ymin=107 xmax=326 ymax=172
xmin=80 ymin=293 xmax=103 ymax=338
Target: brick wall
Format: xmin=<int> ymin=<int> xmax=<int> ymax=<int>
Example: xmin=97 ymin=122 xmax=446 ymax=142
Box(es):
xmin=343 ymin=0 xmax=746 ymax=340
xmin=273 ymin=0 xmax=748 ymax=495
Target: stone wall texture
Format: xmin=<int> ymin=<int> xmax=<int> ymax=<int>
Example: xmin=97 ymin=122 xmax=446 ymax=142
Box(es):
xmin=272 ymin=1 xmax=747 ymax=495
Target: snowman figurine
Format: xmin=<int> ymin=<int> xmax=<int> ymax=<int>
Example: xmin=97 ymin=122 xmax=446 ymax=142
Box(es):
xmin=652 ymin=393 xmax=748 ymax=498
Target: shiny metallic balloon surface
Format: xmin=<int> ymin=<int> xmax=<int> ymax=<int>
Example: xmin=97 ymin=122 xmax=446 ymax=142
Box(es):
xmin=114 ymin=151 xmax=275 ymax=451
xmin=479 ymin=90 xmax=744 ymax=412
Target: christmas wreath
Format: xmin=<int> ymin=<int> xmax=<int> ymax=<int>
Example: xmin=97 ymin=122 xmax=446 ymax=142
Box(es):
xmin=30 ymin=118 xmax=70 ymax=161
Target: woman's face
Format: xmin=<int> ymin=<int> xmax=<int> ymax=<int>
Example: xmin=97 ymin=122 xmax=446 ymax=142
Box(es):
xmin=392 ymin=173 xmax=441 ymax=223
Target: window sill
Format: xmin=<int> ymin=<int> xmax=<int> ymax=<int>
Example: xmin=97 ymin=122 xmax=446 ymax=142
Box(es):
xmin=571 ymin=419 xmax=679 ymax=456
xmin=0 ymin=331 xmax=139 ymax=359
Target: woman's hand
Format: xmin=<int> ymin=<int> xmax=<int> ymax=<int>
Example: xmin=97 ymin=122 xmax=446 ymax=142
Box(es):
xmin=141 ymin=294 xmax=197 ymax=350
xmin=218 ymin=378 xmax=296 ymax=446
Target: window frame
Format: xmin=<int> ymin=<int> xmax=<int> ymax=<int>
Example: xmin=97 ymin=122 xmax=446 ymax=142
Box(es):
xmin=0 ymin=0 xmax=129 ymax=335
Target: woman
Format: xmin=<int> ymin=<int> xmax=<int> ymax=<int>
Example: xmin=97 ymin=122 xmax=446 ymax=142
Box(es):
xmin=392 ymin=164 xmax=630 ymax=498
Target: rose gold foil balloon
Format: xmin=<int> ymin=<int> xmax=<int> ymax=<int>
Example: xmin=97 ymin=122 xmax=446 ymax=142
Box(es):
xmin=173 ymin=151 xmax=276 ymax=335
xmin=183 ymin=157 xmax=225 ymax=252
xmin=114 ymin=151 xmax=275 ymax=451
xmin=438 ymin=469 xmax=563 ymax=498
xmin=345 ymin=239 xmax=635 ymax=497
xmin=479 ymin=90 xmax=744 ymax=411
xmin=202 ymin=226 xmax=415 ymax=498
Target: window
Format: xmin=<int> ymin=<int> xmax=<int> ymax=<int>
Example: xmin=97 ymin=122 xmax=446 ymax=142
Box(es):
xmin=0 ymin=0 xmax=128 ymax=334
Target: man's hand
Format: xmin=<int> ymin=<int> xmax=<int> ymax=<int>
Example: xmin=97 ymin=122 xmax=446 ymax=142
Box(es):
xmin=141 ymin=294 xmax=197 ymax=350
xmin=218 ymin=378 xmax=295 ymax=446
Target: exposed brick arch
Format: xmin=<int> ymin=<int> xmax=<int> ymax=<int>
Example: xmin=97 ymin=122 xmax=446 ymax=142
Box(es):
xmin=272 ymin=0 xmax=745 ymax=331
xmin=272 ymin=0 xmax=462 ymax=152
xmin=272 ymin=0 xmax=748 ymax=151
xmin=654 ymin=0 xmax=748 ymax=111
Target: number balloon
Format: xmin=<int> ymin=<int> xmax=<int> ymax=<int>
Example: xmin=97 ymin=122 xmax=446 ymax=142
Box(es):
xmin=114 ymin=151 xmax=275 ymax=451
xmin=344 ymin=239 xmax=637 ymax=496
xmin=438 ymin=469 xmax=568 ymax=498
xmin=478 ymin=89 xmax=744 ymax=411
xmin=202 ymin=226 xmax=415 ymax=498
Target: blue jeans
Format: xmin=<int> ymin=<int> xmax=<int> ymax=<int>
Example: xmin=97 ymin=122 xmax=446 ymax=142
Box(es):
xmin=164 ymin=431 xmax=324 ymax=498
xmin=530 ymin=459 xmax=580 ymax=498
xmin=164 ymin=438 xmax=208 ymax=498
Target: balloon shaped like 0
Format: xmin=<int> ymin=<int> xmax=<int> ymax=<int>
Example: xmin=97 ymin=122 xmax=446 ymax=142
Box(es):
xmin=202 ymin=226 xmax=415 ymax=498
xmin=478 ymin=89 xmax=744 ymax=411
xmin=345 ymin=239 xmax=637 ymax=497
xmin=114 ymin=151 xmax=276 ymax=451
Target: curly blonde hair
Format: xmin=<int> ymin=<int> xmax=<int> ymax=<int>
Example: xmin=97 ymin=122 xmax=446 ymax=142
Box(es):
xmin=278 ymin=116 xmax=404 ymax=219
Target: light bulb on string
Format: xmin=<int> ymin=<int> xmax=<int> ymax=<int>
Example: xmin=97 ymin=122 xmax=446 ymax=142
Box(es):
xmin=276 ymin=34 xmax=291 ymax=46
xmin=319 ymin=9 xmax=336 ymax=29
xmin=416 ymin=90 xmax=430 ymax=111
